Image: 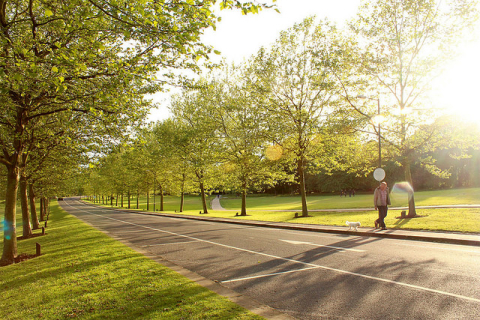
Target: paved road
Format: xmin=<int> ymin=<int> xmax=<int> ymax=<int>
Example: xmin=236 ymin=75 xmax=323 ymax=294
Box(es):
xmin=61 ymin=199 xmax=480 ymax=320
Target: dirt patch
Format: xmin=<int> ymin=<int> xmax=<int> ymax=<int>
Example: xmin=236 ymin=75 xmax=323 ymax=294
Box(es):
xmin=0 ymin=253 xmax=38 ymax=267
xmin=17 ymin=232 xmax=46 ymax=240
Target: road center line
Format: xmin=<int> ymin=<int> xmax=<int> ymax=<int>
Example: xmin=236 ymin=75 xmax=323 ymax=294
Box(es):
xmin=64 ymin=201 xmax=480 ymax=303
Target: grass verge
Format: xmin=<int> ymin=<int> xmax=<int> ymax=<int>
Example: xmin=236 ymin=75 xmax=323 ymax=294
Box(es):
xmin=219 ymin=188 xmax=480 ymax=210
xmin=0 ymin=201 xmax=263 ymax=320
xmin=149 ymin=208 xmax=480 ymax=233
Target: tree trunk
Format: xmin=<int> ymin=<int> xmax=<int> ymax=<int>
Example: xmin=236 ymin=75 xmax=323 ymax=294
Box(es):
xmin=116 ymin=193 xmax=118 ymax=207
xmin=121 ymin=193 xmax=124 ymax=207
xmin=127 ymin=191 xmax=131 ymax=209
xmin=200 ymin=182 xmax=208 ymax=214
xmin=146 ymin=189 xmax=149 ymax=211
xmin=241 ymin=183 xmax=247 ymax=216
xmin=136 ymin=190 xmax=139 ymax=209
xmin=153 ymin=182 xmax=156 ymax=211
xmin=40 ymin=197 xmax=47 ymax=221
xmin=160 ymin=185 xmax=164 ymax=211
xmin=19 ymin=174 xmax=33 ymax=238
xmin=298 ymin=157 xmax=309 ymax=217
xmin=180 ymin=192 xmax=184 ymax=212
xmin=46 ymin=198 xmax=50 ymax=220
xmin=1 ymin=164 xmax=20 ymax=264
xmin=404 ymin=158 xmax=417 ymax=217
xmin=29 ymin=183 xmax=40 ymax=230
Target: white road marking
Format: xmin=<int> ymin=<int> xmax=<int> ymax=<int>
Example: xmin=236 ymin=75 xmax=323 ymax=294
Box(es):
xmin=63 ymin=200 xmax=480 ymax=303
xmin=221 ymin=266 xmax=321 ymax=283
xmin=141 ymin=241 xmax=198 ymax=247
xmin=280 ymin=239 xmax=365 ymax=252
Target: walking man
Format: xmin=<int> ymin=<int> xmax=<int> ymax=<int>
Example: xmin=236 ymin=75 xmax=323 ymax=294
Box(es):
xmin=374 ymin=181 xmax=391 ymax=230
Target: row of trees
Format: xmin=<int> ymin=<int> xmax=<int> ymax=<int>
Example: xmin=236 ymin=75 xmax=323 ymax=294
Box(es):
xmin=0 ymin=0 xmax=276 ymax=265
xmin=85 ymin=0 xmax=480 ymax=220
xmin=2 ymin=0 xmax=479 ymax=266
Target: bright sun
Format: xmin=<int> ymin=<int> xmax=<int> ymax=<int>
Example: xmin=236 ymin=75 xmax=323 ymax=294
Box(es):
xmin=431 ymin=35 xmax=480 ymax=129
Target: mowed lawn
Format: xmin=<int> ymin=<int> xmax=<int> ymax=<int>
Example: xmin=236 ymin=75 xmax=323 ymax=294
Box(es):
xmin=0 ymin=201 xmax=262 ymax=320
xmin=87 ymin=188 xmax=480 ymax=233
xmin=219 ymin=188 xmax=480 ymax=210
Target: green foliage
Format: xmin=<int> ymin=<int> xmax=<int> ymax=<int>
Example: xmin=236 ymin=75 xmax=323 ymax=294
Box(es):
xmin=348 ymin=0 xmax=479 ymax=183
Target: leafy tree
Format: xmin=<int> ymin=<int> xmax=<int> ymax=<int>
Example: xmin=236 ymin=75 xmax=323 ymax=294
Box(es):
xmin=0 ymin=0 xmax=276 ymax=264
xmin=253 ymin=17 xmax=356 ymax=216
xmin=347 ymin=0 xmax=479 ymax=216
xmin=170 ymin=81 xmax=227 ymax=213
xmin=205 ymin=65 xmax=281 ymax=215
xmin=151 ymin=119 xmax=197 ymax=212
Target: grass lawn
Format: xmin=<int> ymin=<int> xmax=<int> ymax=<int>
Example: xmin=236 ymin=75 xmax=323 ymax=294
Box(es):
xmin=156 ymin=208 xmax=480 ymax=233
xmin=219 ymin=188 xmax=480 ymax=210
xmin=94 ymin=194 xmax=208 ymax=212
xmin=86 ymin=188 xmax=480 ymax=233
xmin=0 ymin=202 xmax=262 ymax=320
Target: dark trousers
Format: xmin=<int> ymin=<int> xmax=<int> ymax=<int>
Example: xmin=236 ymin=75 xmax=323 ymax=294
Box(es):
xmin=376 ymin=206 xmax=388 ymax=228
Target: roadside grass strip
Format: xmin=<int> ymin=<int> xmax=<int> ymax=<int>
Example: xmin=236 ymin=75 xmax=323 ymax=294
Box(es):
xmin=0 ymin=201 xmax=263 ymax=320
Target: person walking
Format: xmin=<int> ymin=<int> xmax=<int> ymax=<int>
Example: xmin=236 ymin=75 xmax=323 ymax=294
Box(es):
xmin=374 ymin=181 xmax=391 ymax=230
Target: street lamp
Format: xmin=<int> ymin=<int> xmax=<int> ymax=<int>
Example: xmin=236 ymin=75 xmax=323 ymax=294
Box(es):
xmin=357 ymin=95 xmax=382 ymax=169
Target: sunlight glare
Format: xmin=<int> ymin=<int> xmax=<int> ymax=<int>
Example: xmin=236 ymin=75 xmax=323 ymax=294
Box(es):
xmin=431 ymin=35 xmax=480 ymax=128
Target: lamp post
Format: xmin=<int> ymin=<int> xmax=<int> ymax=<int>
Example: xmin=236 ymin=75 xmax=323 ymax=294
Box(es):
xmin=358 ymin=95 xmax=382 ymax=169
xmin=373 ymin=98 xmax=381 ymax=168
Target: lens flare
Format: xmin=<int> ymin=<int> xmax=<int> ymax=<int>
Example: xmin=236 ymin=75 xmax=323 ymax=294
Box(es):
xmin=266 ymin=145 xmax=283 ymax=161
xmin=392 ymin=182 xmax=415 ymax=203
xmin=392 ymin=181 xmax=414 ymax=194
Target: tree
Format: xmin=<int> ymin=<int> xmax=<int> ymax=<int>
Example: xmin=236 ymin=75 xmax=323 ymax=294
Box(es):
xmin=253 ymin=17 xmax=355 ymax=217
xmin=0 ymin=0 xmax=276 ymax=264
xmin=204 ymin=65 xmax=281 ymax=216
xmin=348 ymin=0 xmax=479 ymax=217
xmin=170 ymin=81 xmax=227 ymax=214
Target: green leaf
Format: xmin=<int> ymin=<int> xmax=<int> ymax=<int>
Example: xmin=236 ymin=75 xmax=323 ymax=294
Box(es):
xmin=45 ymin=9 xmax=53 ymax=17
xmin=52 ymin=66 xmax=59 ymax=73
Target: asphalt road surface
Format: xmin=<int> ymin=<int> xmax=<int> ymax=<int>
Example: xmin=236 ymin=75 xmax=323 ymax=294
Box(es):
xmin=60 ymin=198 xmax=480 ymax=320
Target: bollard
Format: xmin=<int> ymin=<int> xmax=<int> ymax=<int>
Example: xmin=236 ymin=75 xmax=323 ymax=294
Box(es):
xmin=295 ymin=212 xmax=299 ymax=218
xmin=42 ymin=227 xmax=45 ymax=235
xmin=401 ymin=210 xmax=406 ymax=218
xmin=36 ymin=243 xmax=41 ymax=256
xmin=45 ymin=221 xmax=48 ymax=228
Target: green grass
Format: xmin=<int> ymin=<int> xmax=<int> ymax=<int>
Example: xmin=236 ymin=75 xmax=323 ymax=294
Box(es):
xmin=85 ymin=188 xmax=480 ymax=233
xmin=0 ymin=202 xmax=263 ymax=320
xmin=219 ymin=188 xmax=480 ymax=210
xmin=153 ymin=208 xmax=480 ymax=233
xmin=94 ymin=195 xmax=209 ymax=212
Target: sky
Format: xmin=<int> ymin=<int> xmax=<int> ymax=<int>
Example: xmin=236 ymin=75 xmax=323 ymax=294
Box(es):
xmin=148 ymin=0 xmax=480 ymax=128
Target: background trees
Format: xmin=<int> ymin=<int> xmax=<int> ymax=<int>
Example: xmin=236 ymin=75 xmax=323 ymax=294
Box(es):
xmin=347 ymin=0 xmax=479 ymax=216
xmin=81 ymin=1 xmax=479 ymax=219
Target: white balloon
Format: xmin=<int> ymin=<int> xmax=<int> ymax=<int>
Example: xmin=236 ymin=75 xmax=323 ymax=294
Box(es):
xmin=373 ymin=168 xmax=386 ymax=181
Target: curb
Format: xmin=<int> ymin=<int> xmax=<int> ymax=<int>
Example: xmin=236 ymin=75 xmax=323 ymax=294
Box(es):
xmin=82 ymin=202 xmax=480 ymax=247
